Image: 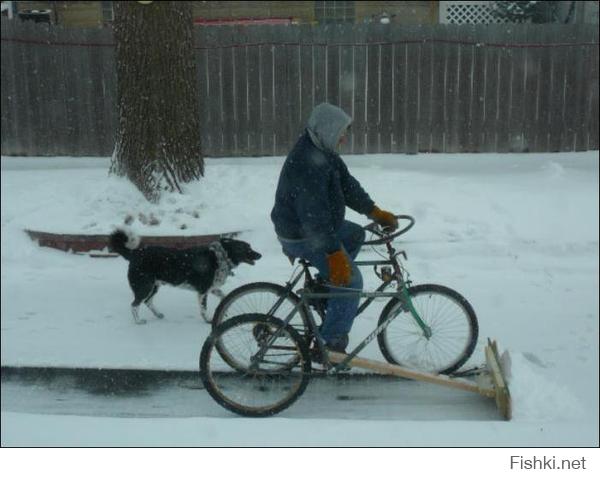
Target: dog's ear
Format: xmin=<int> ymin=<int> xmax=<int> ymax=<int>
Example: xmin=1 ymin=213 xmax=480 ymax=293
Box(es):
xmin=216 ymin=239 xmax=237 ymax=260
xmin=217 ymin=238 xmax=261 ymax=265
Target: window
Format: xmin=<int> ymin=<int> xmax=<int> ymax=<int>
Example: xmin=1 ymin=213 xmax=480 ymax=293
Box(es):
xmin=315 ymin=1 xmax=355 ymax=24
xmin=102 ymin=1 xmax=114 ymax=23
xmin=18 ymin=9 xmax=51 ymax=23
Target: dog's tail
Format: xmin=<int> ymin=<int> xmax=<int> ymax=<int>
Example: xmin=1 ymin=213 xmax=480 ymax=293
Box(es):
xmin=108 ymin=228 xmax=140 ymax=261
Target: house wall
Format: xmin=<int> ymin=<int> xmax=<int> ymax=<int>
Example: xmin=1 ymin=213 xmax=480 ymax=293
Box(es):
xmin=14 ymin=1 xmax=437 ymax=27
xmin=355 ymin=1 xmax=437 ymax=24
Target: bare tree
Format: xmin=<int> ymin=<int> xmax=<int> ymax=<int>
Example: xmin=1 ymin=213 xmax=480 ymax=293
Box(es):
xmin=110 ymin=1 xmax=204 ymax=203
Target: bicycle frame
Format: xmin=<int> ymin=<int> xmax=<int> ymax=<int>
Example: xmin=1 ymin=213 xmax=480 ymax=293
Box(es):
xmin=255 ymin=240 xmax=433 ymax=374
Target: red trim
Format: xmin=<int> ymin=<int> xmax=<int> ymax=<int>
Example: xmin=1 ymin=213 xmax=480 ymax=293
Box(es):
xmin=194 ymin=16 xmax=293 ymax=26
xmin=25 ymin=230 xmax=240 ymax=254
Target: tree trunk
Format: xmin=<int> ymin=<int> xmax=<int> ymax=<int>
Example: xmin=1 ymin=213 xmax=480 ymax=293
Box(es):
xmin=110 ymin=1 xmax=204 ymax=203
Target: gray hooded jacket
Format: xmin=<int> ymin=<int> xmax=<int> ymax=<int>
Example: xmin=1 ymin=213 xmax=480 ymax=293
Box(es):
xmin=271 ymin=103 xmax=375 ymax=253
xmin=306 ymin=103 xmax=352 ymax=153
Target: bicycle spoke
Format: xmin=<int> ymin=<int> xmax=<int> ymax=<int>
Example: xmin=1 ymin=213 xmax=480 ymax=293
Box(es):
xmin=201 ymin=314 xmax=311 ymax=417
xmin=378 ymin=285 xmax=477 ymax=374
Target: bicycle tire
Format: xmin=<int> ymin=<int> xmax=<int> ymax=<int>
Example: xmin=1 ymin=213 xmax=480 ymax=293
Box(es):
xmin=212 ymin=282 xmax=314 ymax=371
xmin=212 ymin=282 xmax=311 ymax=332
xmin=377 ymin=284 xmax=479 ymax=375
xmin=200 ymin=313 xmax=311 ymax=417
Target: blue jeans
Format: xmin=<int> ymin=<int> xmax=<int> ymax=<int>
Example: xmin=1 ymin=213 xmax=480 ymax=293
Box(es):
xmin=278 ymin=221 xmax=365 ymax=347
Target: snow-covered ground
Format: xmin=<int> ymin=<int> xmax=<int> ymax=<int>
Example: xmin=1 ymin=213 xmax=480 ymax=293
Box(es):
xmin=1 ymin=152 xmax=598 ymax=448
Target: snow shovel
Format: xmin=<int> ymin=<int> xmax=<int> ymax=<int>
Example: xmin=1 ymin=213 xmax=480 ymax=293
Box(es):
xmin=328 ymin=338 xmax=512 ymax=420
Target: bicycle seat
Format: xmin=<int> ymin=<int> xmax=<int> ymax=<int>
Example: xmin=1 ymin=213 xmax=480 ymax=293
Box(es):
xmin=284 ymin=252 xmax=295 ymax=265
xmin=298 ymin=258 xmax=314 ymax=268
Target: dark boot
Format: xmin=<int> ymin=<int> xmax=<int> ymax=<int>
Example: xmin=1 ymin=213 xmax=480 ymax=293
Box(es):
xmin=326 ymin=334 xmax=349 ymax=353
xmin=310 ymin=334 xmax=349 ymax=366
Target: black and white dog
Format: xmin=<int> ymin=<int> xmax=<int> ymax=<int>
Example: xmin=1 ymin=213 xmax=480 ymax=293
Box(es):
xmin=109 ymin=229 xmax=261 ymax=324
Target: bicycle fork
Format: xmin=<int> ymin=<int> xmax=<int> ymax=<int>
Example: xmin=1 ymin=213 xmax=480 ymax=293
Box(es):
xmin=396 ymin=287 xmax=432 ymax=339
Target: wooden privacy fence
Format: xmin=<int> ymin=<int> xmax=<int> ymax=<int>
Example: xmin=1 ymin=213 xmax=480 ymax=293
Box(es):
xmin=1 ymin=20 xmax=598 ymax=157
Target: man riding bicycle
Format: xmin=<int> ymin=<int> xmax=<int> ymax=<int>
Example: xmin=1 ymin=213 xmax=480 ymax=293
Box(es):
xmin=271 ymin=103 xmax=398 ymax=354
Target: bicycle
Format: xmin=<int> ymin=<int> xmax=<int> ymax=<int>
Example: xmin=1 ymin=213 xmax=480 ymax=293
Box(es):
xmin=199 ymin=216 xmax=481 ymax=417
xmin=210 ymin=217 xmax=419 ymax=335
xmin=211 ymin=215 xmax=418 ymax=351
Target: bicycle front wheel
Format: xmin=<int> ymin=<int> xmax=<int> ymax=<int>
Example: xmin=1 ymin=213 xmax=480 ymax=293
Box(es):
xmin=200 ymin=313 xmax=311 ymax=417
xmin=377 ymin=284 xmax=479 ymax=375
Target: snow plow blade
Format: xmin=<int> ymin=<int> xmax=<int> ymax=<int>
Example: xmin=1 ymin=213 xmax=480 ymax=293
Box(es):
xmin=484 ymin=338 xmax=512 ymax=420
xmin=328 ymin=337 xmax=512 ymax=421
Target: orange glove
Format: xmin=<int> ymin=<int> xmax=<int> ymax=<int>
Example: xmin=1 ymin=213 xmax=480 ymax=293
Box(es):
xmin=327 ymin=250 xmax=352 ymax=286
xmin=368 ymin=206 xmax=398 ymax=231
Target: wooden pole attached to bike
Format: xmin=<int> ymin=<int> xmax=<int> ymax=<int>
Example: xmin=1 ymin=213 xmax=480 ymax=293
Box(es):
xmin=328 ymin=338 xmax=512 ymax=420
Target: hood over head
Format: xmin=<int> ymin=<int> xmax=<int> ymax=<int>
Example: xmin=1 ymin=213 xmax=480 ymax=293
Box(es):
xmin=306 ymin=103 xmax=352 ymax=153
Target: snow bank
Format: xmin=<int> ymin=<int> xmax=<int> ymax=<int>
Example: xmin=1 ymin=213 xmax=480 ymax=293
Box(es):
xmin=1 ymin=152 xmax=598 ymax=446
xmin=509 ymin=352 xmax=585 ymax=420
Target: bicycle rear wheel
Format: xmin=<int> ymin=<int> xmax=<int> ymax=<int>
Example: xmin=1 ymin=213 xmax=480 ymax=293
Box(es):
xmin=212 ymin=282 xmax=312 ymax=333
xmin=212 ymin=283 xmax=313 ymax=371
xmin=377 ymin=284 xmax=479 ymax=375
xmin=200 ymin=313 xmax=311 ymax=417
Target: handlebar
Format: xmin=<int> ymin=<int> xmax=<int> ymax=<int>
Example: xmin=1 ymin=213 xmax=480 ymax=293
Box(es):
xmin=362 ymin=214 xmax=415 ymax=246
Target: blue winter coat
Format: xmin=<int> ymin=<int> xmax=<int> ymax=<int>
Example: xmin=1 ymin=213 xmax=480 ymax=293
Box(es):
xmin=271 ymin=129 xmax=375 ymax=254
